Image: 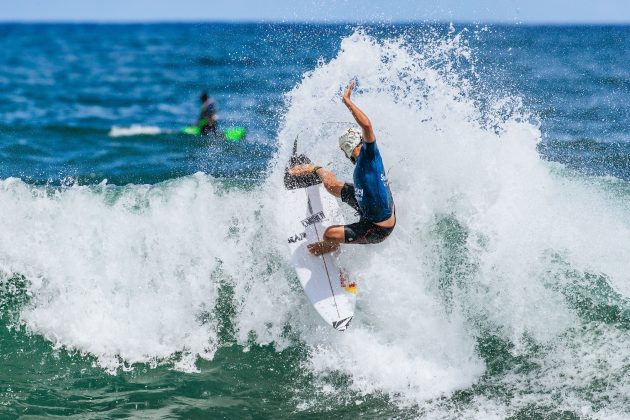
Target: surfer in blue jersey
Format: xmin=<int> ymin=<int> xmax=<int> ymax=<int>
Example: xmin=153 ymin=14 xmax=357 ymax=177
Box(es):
xmin=290 ymin=80 xmax=395 ymax=256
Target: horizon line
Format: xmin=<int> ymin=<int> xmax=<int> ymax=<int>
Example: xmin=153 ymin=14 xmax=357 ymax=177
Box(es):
xmin=0 ymin=19 xmax=629 ymax=26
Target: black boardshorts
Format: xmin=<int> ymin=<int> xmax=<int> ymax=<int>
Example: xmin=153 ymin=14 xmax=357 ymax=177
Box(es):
xmin=340 ymin=183 xmax=395 ymax=244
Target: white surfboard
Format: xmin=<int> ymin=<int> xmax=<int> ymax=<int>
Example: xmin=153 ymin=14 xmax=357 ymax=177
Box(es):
xmin=284 ymin=145 xmax=357 ymax=331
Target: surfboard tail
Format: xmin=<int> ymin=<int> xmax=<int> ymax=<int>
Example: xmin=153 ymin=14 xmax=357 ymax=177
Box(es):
xmin=292 ymin=136 xmax=298 ymax=156
xmin=284 ymin=136 xmax=322 ymax=190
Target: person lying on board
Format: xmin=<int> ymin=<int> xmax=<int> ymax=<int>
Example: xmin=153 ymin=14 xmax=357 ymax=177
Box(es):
xmin=289 ymin=80 xmax=396 ymax=256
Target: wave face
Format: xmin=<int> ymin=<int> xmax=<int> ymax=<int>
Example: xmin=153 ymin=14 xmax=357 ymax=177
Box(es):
xmin=1 ymin=28 xmax=629 ymax=418
xmin=271 ymin=30 xmax=630 ymax=413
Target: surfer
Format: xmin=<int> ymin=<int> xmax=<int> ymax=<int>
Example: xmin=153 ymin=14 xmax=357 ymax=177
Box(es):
xmin=289 ymin=80 xmax=395 ymax=256
xmin=197 ymin=91 xmax=218 ymax=136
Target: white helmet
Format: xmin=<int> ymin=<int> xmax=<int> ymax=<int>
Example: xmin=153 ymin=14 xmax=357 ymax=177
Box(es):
xmin=338 ymin=128 xmax=362 ymax=162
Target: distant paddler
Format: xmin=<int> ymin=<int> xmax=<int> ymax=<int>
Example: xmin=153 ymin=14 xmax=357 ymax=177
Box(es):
xmin=197 ymin=91 xmax=218 ymax=136
xmin=181 ymin=92 xmax=246 ymax=141
xmin=289 ymin=80 xmax=396 ymax=256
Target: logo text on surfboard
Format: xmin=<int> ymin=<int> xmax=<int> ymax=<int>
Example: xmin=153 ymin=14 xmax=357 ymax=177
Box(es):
xmin=300 ymin=211 xmax=326 ymax=228
xmin=339 ymin=271 xmax=357 ymax=295
xmin=288 ymin=232 xmax=307 ymax=243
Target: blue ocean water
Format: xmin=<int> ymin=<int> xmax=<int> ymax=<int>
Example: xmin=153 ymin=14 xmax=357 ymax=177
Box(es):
xmin=1 ymin=24 xmax=628 ymax=184
xmin=0 ymin=23 xmax=629 ymax=418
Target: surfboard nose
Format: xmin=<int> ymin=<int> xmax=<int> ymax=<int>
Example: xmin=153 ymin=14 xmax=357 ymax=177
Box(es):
xmin=332 ymin=316 xmax=353 ymax=331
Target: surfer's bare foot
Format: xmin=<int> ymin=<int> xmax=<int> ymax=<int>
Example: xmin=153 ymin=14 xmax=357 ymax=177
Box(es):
xmin=308 ymin=240 xmax=340 ymax=256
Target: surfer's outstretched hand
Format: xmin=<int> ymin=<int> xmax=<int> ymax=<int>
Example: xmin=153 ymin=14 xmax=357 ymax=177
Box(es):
xmin=342 ymin=80 xmax=355 ymax=106
xmin=288 ymin=164 xmax=316 ymax=177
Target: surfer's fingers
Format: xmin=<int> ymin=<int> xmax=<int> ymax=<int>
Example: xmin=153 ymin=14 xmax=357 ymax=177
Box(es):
xmin=343 ymin=81 xmax=355 ymax=99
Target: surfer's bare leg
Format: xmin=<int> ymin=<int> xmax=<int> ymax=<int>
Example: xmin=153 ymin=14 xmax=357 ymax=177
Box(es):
xmin=288 ymin=164 xmax=344 ymax=197
xmin=308 ymin=225 xmax=344 ymax=256
xmin=288 ymin=165 xmax=346 ymax=255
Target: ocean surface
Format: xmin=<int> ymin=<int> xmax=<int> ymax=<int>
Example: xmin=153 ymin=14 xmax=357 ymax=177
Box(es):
xmin=0 ymin=23 xmax=629 ymax=418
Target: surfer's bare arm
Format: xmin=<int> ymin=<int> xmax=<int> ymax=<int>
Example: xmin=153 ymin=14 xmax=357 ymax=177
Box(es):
xmin=288 ymin=164 xmax=343 ymax=197
xmin=317 ymin=168 xmax=345 ymax=197
xmin=342 ymin=80 xmax=376 ymax=143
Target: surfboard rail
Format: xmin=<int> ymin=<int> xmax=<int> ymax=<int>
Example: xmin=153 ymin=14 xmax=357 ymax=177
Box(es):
xmin=284 ymin=141 xmax=357 ymax=331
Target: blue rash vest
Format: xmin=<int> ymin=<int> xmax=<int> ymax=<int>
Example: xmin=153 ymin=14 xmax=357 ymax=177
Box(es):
xmin=353 ymin=140 xmax=394 ymax=223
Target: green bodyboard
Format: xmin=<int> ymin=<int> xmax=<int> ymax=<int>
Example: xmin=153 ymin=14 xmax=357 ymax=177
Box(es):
xmin=182 ymin=126 xmax=201 ymax=135
xmin=223 ymin=127 xmax=246 ymax=141
xmin=181 ymin=125 xmax=246 ymax=141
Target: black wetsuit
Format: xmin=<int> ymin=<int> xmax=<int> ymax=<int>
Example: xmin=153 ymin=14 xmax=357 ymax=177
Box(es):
xmin=198 ymin=98 xmax=217 ymax=135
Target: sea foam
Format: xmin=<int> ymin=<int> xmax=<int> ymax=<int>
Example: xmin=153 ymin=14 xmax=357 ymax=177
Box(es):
xmin=109 ymin=124 xmax=163 ymax=137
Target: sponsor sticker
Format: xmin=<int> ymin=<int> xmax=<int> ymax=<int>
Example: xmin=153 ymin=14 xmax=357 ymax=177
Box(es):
xmin=300 ymin=211 xmax=326 ymax=228
xmin=339 ymin=271 xmax=357 ymax=295
xmin=287 ymin=232 xmax=307 ymax=244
